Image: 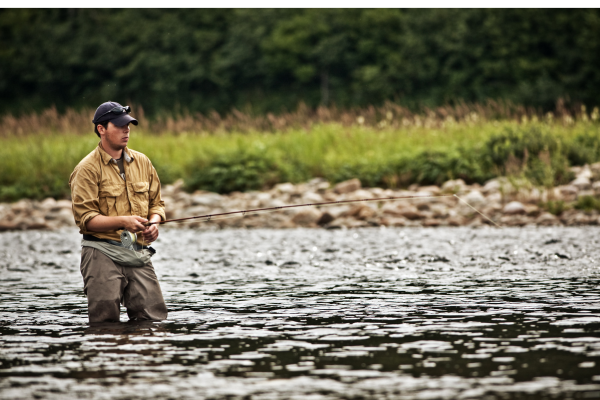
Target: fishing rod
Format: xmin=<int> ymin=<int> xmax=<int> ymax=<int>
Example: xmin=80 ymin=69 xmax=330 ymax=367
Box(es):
xmin=144 ymin=193 xmax=500 ymax=227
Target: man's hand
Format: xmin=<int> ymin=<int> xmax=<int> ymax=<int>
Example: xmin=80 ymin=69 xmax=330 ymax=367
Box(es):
xmin=121 ymin=216 xmax=148 ymax=233
xmin=86 ymin=214 xmax=161 ymax=243
xmin=141 ymin=214 xmax=161 ymax=243
xmin=141 ymin=224 xmax=159 ymax=243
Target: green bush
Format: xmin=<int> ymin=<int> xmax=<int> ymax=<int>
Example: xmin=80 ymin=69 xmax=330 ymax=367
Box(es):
xmin=574 ymin=195 xmax=600 ymax=212
xmin=541 ymin=200 xmax=569 ymax=216
xmin=483 ymin=125 xmax=572 ymax=186
xmin=184 ymin=150 xmax=280 ymax=194
xmin=567 ymin=131 xmax=600 ymax=166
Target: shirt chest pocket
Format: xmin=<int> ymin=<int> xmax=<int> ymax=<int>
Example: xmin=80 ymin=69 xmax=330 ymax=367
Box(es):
xmin=131 ymin=181 xmax=150 ymax=215
xmin=98 ymin=184 xmax=125 ymax=216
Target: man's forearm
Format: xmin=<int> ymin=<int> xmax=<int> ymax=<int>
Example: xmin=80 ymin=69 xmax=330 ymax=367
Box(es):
xmin=86 ymin=215 xmax=129 ymax=232
xmin=86 ymin=214 xmax=162 ymax=233
xmin=148 ymin=214 xmax=162 ymax=223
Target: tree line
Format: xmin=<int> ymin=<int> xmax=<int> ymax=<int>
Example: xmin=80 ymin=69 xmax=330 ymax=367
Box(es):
xmin=1 ymin=9 xmax=599 ymax=116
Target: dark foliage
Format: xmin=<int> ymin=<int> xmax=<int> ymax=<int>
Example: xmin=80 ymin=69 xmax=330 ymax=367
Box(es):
xmin=1 ymin=9 xmax=599 ymax=115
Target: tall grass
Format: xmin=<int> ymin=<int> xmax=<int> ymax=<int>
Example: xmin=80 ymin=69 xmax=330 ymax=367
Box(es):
xmin=2 ymin=111 xmax=600 ymax=201
xmin=2 ymin=99 xmax=598 ymax=136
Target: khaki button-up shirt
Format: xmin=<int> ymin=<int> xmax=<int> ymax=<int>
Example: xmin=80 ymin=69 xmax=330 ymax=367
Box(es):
xmin=69 ymin=143 xmax=166 ymax=244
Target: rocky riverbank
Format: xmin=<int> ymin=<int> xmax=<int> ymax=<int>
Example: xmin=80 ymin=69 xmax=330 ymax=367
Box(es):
xmin=2 ymin=164 xmax=600 ymax=231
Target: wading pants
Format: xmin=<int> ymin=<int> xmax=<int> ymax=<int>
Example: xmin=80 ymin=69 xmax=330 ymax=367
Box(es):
xmin=80 ymin=247 xmax=168 ymax=323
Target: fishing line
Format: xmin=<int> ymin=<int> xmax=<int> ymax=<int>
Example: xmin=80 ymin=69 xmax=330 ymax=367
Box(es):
xmin=453 ymin=194 xmax=501 ymax=227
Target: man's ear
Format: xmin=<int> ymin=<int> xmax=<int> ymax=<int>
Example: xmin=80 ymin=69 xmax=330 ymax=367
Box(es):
xmin=97 ymin=124 xmax=105 ymax=136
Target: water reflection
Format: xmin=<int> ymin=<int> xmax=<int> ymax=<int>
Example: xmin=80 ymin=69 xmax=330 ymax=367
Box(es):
xmin=1 ymin=227 xmax=600 ymax=399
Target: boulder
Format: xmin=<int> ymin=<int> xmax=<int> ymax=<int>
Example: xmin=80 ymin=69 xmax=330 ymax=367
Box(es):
xmin=462 ymin=190 xmax=485 ymax=207
xmin=536 ymin=212 xmax=561 ymax=226
xmin=418 ymin=185 xmax=441 ymax=195
xmin=191 ymin=192 xmax=223 ymax=207
xmin=346 ymin=189 xmax=375 ymax=200
xmin=571 ymin=176 xmax=591 ymax=190
xmin=499 ymin=215 xmax=530 ymax=226
xmin=482 ymin=179 xmax=502 ymax=194
xmin=503 ymin=201 xmax=526 ymax=215
xmin=395 ymin=205 xmax=423 ymax=220
xmin=558 ymin=185 xmax=578 ymax=201
xmin=380 ymin=216 xmax=408 ymax=227
xmin=348 ymin=204 xmax=377 ymax=220
xmin=275 ymin=182 xmax=295 ymax=194
xmin=447 ymin=216 xmax=467 ymax=226
xmin=334 ymin=179 xmax=361 ymax=194
xmin=441 ymin=179 xmax=466 ymax=193
xmin=317 ymin=212 xmax=335 ymax=226
xmin=302 ymin=191 xmax=324 ymax=203
xmin=291 ymin=208 xmax=322 ymax=226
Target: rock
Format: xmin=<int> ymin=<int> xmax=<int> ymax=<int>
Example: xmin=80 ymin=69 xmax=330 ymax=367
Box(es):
xmin=423 ymin=218 xmax=442 ymax=227
xmin=564 ymin=213 xmax=597 ymax=226
xmin=486 ymin=192 xmax=502 ymax=204
xmin=558 ymin=185 xmax=578 ymax=201
xmin=191 ymin=192 xmax=224 ymax=207
xmin=348 ymin=204 xmax=377 ymax=220
xmin=0 ymin=220 xmax=19 ymax=231
xmin=447 ymin=216 xmax=467 ymax=226
xmin=503 ymin=201 xmax=526 ymax=215
xmin=26 ymin=217 xmax=50 ymax=230
xmin=54 ymin=199 xmax=72 ymax=210
xmin=536 ymin=212 xmax=561 ymax=226
xmin=577 ymin=165 xmax=593 ymax=179
xmin=346 ymin=189 xmax=374 ymax=200
xmin=593 ymin=181 xmax=600 ymax=195
xmin=330 ymin=217 xmax=369 ymax=229
xmin=291 ymin=208 xmax=322 ymax=226
xmin=442 ymin=179 xmax=467 ymax=193
xmin=39 ymin=197 xmax=57 ymax=209
xmin=524 ymin=205 xmax=541 ymax=217
xmin=418 ymin=185 xmax=441 ymax=195
xmin=578 ymin=190 xmax=595 ymax=199
xmin=462 ymin=190 xmax=485 ymax=207
xmin=334 ymin=179 xmax=361 ymax=194
xmin=302 ymin=191 xmax=323 ymax=203
xmin=275 ymin=182 xmax=295 ymax=194
xmin=395 ymin=205 xmax=423 ymax=220
xmin=430 ymin=204 xmax=449 ymax=218
xmin=499 ymin=215 xmax=530 ymax=226
xmin=482 ymin=179 xmax=502 ymax=194
xmin=317 ymin=212 xmax=335 ymax=226
xmin=381 ymin=216 xmax=408 ymax=227
xmin=308 ymin=178 xmax=330 ymax=191
xmin=571 ymin=176 xmax=591 ymax=190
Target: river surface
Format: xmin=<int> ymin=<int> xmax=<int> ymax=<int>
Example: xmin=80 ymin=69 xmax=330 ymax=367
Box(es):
xmin=1 ymin=227 xmax=600 ymax=399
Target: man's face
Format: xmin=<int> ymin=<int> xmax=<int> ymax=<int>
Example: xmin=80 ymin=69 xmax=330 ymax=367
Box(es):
xmin=99 ymin=121 xmax=130 ymax=151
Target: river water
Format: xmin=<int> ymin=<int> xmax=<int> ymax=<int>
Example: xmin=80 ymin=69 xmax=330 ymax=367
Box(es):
xmin=1 ymin=227 xmax=600 ymax=399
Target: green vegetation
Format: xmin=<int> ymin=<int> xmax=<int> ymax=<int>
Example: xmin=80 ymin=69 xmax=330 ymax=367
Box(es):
xmin=2 ymin=114 xmax=599 ymax=202
xmin=574 ymin=196 xmax=600 ymax=213
xmin=1 ymin=9 xmax=600 ymax=115
xmin=540 ymin=200 xmax=570 ymax=216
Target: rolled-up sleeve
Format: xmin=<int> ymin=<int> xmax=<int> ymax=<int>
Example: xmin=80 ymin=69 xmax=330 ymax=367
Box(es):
xmin=69 ymin=166 xmax=101 ymax=233
xmin=147 ymin=163 xmax=166 ymax=221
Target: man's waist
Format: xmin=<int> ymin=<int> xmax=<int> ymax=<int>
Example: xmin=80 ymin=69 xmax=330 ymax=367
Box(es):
xmin=83 ymin=234 xmax=151 ymax=250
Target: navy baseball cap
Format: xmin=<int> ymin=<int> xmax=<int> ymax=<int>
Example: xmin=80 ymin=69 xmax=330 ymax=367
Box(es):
xmin=92 ymin=101 xmax=138 ymax=134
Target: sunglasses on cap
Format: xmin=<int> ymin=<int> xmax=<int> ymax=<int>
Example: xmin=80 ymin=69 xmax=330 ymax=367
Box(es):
xmin=96 ymin=105 xmax=131 ymax=121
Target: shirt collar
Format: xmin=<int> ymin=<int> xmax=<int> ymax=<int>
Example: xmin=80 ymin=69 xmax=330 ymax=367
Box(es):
xmin=97 ymin=142 xmax=134 ymax=165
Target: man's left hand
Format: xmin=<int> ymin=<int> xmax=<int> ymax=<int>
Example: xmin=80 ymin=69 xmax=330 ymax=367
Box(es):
xmin=141 ymin=224 xmax=159 ymax=243
xmin=141 ymin=215 xmax=161 ymax=243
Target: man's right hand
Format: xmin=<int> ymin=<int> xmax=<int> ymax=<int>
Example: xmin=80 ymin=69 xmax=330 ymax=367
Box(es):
xmin=121 ymin=216 xmax=149 ymax=233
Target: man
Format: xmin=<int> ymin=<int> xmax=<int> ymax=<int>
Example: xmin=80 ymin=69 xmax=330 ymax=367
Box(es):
xmin=69 ymin=101 xmax=168 ymax=323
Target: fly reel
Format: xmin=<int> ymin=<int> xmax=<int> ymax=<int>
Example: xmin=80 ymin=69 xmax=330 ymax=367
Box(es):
xmin=120 ymin=230 xmax=137 ymax=251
